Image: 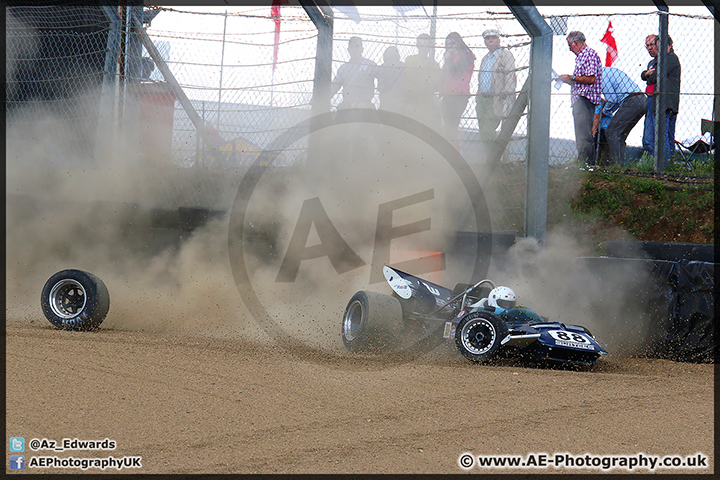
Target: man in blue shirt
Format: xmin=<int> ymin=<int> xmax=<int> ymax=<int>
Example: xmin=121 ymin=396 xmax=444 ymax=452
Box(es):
xmin=593 ymin=66 xmax=647 ymax=166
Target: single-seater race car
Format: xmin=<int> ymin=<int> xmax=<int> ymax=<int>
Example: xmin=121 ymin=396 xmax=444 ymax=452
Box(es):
xmin=341 ymin=265 xmax=608 ymax=368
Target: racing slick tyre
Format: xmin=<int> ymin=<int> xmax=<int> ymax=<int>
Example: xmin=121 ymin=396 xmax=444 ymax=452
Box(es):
xmin=455 ymin=311 xmax=508 ymax=363
xmin=342 ymin=291 xmax=402 ymax=353
xmin=41 ymin=269 xmax=110 ymax=331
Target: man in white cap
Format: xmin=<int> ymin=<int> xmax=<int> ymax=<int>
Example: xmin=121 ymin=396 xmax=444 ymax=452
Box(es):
xmin=475 ymin=29 xmax=517 ymax=152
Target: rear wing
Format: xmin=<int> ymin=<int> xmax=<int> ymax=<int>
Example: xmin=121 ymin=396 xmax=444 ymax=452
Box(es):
xmin=382 ymin=265 xmax=453 ymax=307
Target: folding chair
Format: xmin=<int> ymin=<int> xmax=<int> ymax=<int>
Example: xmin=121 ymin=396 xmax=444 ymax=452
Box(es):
xmin=674 ymin=118 xmax=716 ymax=163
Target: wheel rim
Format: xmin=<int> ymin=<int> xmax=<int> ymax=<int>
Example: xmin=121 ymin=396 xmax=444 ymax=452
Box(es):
xmin=49 ymin=279 xmax=87 ymax=319
xmin=461 ymin=318 xmax=496 ymax=355
xmin=343 ymin=300 xmax=363 ymax=342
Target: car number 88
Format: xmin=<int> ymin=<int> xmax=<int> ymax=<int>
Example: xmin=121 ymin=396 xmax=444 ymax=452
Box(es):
xmin=548 ymin=330 xmax=589 ymax=344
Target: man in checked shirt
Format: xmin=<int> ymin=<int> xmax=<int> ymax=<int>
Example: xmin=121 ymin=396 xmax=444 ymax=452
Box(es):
xmin=559 ymin=31 xmax=603 ymax=166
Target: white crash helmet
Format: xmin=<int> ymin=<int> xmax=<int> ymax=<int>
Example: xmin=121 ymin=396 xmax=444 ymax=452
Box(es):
xmin=488 ymin=286 xmax=516 ymax=309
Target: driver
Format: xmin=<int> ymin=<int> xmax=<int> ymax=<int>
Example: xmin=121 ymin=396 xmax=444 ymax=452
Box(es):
xmin=468 ymin=285 xmax=516 ymax=311
xmin=486 ymin=286 xmax=516 ymax=311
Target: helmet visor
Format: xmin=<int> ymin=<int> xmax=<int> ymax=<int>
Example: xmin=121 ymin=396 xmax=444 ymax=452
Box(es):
xmin=497 ymin=298 xmax=516 ymax=309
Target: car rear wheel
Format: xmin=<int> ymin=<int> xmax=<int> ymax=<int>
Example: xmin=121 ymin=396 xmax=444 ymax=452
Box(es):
xmin=342 ymin=291 xmax=402 ymax=353
xmin=455 ymin=311 xmax=508 ymax=362
xmin=41 ymin=269 xmax=110 ymax=331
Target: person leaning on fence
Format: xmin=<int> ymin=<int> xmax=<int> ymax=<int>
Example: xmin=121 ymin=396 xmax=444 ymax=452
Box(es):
xmin=593 ymin=66 xmax=646 ymax=166
xmin=440 ymin=32 xmax=475 ymax=148
xmin=330 ymin=36 xmax=378 ymax=110
xmin=403 ymin=33 xmax=442 ymax=131
xmin=475 ymin=29 xmax=516 ymax=151
xmin=640 ymin=34 xmax=681 ymax=158
xmin=376 ymin=46 xmax=405 ymax=114
xmin=640 ymin=34 xmax=658 ymax=153
xmin=559 ymin=31 xmax=603 ymax=166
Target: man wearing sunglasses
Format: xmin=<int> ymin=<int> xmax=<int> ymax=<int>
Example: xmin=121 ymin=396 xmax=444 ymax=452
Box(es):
xmin=641 ymin=34 xmax=681 ymax=158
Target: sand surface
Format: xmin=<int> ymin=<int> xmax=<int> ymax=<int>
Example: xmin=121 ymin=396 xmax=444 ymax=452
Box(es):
xmin=5 ymin=317 xmax=713 ymax=474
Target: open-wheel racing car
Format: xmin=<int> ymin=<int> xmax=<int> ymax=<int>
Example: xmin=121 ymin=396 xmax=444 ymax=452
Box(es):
xmin=341 ymin=265 xmax=607 ymax=368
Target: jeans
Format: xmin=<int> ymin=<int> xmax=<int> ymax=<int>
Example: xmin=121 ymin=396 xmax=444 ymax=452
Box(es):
xmin=642 ymin=96 xmax=654 ymax=152
xmin=642 ymin=96 xmax=677 ymax=158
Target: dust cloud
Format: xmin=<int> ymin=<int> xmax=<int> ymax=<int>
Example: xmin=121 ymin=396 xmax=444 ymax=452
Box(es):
xmin=6 ymin=91 xmax=659 ymax=362
xmin=492 ymin=231 xmax=665 ymax=358
xmin=6 ymin=101 xmax=489 ymax=355
xmin=5 ymin=104 xmax=261 ymax=342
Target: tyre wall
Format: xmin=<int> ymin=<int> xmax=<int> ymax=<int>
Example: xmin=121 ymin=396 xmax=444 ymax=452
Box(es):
xmin=577 ymin=257 xmax=715 ymax=363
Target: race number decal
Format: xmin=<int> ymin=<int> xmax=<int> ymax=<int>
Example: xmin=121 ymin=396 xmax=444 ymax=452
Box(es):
xmin=548 ymin=330 xmax=594 ymax=350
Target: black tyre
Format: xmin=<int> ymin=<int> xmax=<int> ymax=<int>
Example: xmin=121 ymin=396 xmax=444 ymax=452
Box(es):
xmin=40 ymin=269 xmax=110 ymax=331
xmin=455 ymin=311 xmax=508 ymax=362
xmin=341 ymin=291 xmax=402 ymax=353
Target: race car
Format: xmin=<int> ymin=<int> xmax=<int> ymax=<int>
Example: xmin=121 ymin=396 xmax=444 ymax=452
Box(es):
xmin=341 ymin=265 xmax=608 ymax=367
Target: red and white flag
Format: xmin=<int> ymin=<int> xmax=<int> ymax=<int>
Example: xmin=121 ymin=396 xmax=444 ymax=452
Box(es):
xmin=600 ymin=20 xmax=618 ymax=67
xmin=271 ymin=0 xmax=288 ymax=70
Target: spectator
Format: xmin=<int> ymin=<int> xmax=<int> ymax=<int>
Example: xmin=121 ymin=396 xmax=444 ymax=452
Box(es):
xmin=404 ymin=33 xmax=442 ymax=130
xmin=440 ymin=32 xmax=475 ymax=147
xmin=376 ymin=46 xmax=405 ymax=113
xmin=593 ymin=66 xmax=646 ymax=166
xmin=641 ymin=34 xmax=681 ymax=159
xmin=330 ymin=36 xmax=377 ymax=110
xmin=475 ymin=29 xmax=516 ymax=150
xmin=559 ymin=31 xmax=603 ymax=166
xmin=640 ymin=34 xmax=658 ymax=153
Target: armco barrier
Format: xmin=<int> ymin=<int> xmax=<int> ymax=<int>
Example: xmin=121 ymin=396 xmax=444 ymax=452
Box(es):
xmin=605 ymin=240 xmax=715 ymax=263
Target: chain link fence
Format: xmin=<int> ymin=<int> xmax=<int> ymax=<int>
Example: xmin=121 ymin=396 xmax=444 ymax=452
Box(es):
xmin=544 ymin=9 xmax=715 ymax=168
xmin=6 ymin=6 xmax=111 ymax=162
xmin=6 ymin=5 xmax=715 ymax=237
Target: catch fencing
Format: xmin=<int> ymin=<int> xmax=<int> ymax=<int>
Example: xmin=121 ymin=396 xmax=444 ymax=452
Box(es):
xmin=5 ymin=5 xmax=715 ymax=237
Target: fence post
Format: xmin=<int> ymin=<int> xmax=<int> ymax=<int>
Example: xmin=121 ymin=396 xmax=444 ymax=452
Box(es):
xmin=95 ymin=6 xmax=122 ymax=163
xmin=506 ymin=2 xmax=552 ymax=242
xmin=654 ymin=2 xmax=669 ymax=171
xmin=301 ymin=2 xmax=333 ymax=116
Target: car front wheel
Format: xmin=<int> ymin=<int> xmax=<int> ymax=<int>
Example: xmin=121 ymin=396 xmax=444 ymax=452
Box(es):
xmin=455 ymin=311 xmax=508 ymax=363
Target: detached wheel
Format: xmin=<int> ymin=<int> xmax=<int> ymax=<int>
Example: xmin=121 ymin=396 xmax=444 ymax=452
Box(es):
xmin=41 ymin=269 xmax=110 ymax=331
xmin=342 ymin=291 xmax=402 ymax=353
xmin=455 ymin=311 xmax=508 ymax=362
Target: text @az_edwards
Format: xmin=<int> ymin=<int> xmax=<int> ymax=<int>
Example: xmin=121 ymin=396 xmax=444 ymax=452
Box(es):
xmin=28 ymin=437 xmax=116 ymax=452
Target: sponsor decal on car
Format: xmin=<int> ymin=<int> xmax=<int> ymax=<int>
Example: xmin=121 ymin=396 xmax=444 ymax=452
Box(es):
xmin=383 ymin=266 xmax=413 ymax=299
xmin=555 ymin=339 xmax=595 ymax=350
xmin=443 ymin=322 xmax=457 ymax=339
xmin=422 ymin=282 xmax=441 ymax=296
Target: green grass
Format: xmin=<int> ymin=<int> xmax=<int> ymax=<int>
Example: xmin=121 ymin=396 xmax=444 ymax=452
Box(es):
xmin=547 ymin=167 xmax=714 ymax=247
xmin=622 ymin=151 xmax=715 ymax=176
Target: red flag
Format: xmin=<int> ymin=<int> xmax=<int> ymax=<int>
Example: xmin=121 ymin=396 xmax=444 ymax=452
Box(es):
xmin=271 ymin=1 xmax=288 ymax=70
xmin=600 ymin=20 xmax=618 ymax=67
